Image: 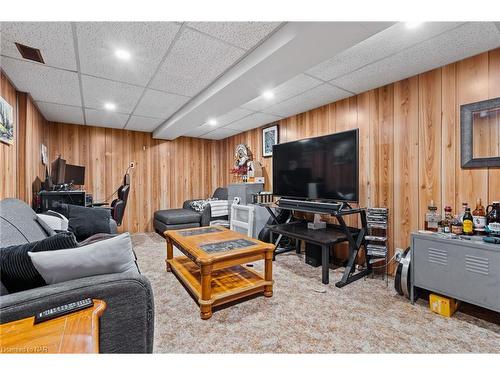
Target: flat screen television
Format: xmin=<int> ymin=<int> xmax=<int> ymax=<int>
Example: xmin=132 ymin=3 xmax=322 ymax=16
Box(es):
xmin=272 ymin=129 xmax=359 ymax=202
xmin=65 ymin=164 xmax=85 ymax=185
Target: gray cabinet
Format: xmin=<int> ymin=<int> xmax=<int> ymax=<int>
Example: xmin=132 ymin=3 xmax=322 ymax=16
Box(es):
xmin=227 ymin=183 xmax=263 ymax=219
xmin=411 ymin=233 xmax=500 ymax=313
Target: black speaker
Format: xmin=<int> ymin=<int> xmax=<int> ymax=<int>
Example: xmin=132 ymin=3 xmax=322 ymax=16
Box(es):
xmin=305 ymin=243 xmax=323 ymax=267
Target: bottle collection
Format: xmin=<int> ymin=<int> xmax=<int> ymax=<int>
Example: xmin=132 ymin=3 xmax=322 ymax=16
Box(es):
xmin=424 ymin=199 xmax=500 ymax=237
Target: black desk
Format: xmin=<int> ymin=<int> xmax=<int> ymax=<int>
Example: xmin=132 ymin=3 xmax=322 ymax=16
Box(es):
xmin=38 ymin=190 xmax=86 ymax=212
xmin=268 ymin=221 xmax=351 ymax=285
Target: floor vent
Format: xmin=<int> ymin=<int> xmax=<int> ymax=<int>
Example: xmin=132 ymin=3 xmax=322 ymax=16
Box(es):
xmin=15 ymin=42 xmax=45 ymax=64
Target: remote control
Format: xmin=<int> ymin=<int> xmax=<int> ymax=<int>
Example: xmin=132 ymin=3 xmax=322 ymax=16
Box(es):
xmin=34 ymin=298 xmax=94 ymax=324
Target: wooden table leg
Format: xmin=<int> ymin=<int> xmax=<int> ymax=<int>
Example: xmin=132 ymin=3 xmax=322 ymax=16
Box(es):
xmin=166 ymin=239 xmax=173 ymax=272
xmin=200 ymin=264 xmax=213 ymax=320
xmin=264 ymin=250 xmax=273 ymax=297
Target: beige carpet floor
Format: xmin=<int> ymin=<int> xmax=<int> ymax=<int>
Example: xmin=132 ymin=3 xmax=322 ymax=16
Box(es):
xmin=132 ymin=232 xmax=500 ymax=353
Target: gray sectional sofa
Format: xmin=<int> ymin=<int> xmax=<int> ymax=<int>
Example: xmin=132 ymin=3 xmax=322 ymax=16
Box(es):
xmin=0 ymin=198 xmax=154 ymax=353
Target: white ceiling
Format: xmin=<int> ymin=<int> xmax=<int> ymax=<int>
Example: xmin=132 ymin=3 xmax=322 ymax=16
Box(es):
xmin=1 ymin=21 xmax=499 ymax=139
xmin=0 ymin=21 xmax=282 ymax=131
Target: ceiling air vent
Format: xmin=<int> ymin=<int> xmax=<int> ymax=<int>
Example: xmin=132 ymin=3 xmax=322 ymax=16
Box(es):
xmin=15 ymin=43 xmax=45 ymax=64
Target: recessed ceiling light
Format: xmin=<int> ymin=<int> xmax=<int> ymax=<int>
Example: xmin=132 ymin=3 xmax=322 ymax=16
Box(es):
xmin=115 ymin=49 xmax=131 ymax=60
xmin=405 ymin=21 xmax=423 ymax=29
xmin=104 ymin=102 xmax=116 ymax=111
xmin=262 ymin=90 xmax=275 ymax=100
xmin=208 ymin=118 xmax=217 ymax=126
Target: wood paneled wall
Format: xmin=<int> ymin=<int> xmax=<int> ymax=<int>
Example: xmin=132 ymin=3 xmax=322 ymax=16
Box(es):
xmin=217 ymin=49 xmax=500 ymax=273
xmin=46 ymin=123 xmax=220 ymax=232
xmin=0 ymin=72 xmax=18 ymax=200
xmin=1 ymin=72 xmax=47 ymax=205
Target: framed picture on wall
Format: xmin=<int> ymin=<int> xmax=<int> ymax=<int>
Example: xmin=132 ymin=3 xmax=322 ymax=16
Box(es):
xmin=262 ymin=124 xmax=279 ymax=157
xmin=0 ymin=96 xmax=14 ymax=145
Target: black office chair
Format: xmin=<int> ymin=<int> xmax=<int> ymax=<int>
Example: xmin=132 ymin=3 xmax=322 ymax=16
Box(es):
xmin=109 ymin=175 xmax=130 ymax=226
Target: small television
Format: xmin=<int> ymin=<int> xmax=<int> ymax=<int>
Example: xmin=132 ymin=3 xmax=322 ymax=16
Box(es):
xmin=50 ymin=156 xmax=66 ymax=185
xmin=272 ymin=129 xmax=359 ymax=202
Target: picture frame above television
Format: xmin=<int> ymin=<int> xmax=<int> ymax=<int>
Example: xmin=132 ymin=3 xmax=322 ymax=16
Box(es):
xmin=262 ymin=124 xmax=279 ymax=157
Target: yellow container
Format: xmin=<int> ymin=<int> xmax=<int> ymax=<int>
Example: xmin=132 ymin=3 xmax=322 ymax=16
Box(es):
xmin=429 ymin=293 xmax=459 ymax=317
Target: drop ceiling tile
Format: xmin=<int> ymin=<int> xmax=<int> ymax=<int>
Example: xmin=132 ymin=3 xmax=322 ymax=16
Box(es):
xmin=36 ymin=102 xmax=84 ymax=124
xmin=216 ymin=107 xmax=254 ymax=126
xmin=81 ymin=75 xmax=144 ymax=113
xmin=184 ymin=107 xmax=255 ymax=137
xmin=85 ymin=108 xmax=129 ymax=129
xmin=307 ymin=22 xmax=464 ymax=81
xmin=200 ymin=128 xmax=241 ymax=140
xmin=133 ymin=89 xmax=190 ymax=119
xmin=225 ymin=112 xmax=281 ymax=132
xmin=183 ymin=125 xmax=213 ymax=138
xmin=0 ymin=22 xmax=76 ymax=70
xmin=125 ymin=115 xmax=164 ymax=132
xmin=241 ymin=74 xmax=323 ymax=112
xmin=1 ymin=56 xmax=81 ymax=106
xmin=262 ymin=84 xmax=352 ymax=117
xmin=187 ymin=22 xmax=281 ymax=50
xmin=75 ymin=22 xmax=181 ymax=86
xmin=149 ymin=28 xmax=245 ymax=96
xmin=331 ymin=22 xmax=500 ymax=94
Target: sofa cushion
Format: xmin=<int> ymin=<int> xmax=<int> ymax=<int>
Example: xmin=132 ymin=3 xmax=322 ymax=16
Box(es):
xmin=0 ymin=198 xmax=48 ymax=246
xmin=0 ymin=232 xmax=79 ymax=293
xmin=60 ymin=204 xmax=113 ymax=241
xmin=29 ymin=233 xmax=137 ymax=285
xmin=154 ymin=208 xmax=201 ymax=225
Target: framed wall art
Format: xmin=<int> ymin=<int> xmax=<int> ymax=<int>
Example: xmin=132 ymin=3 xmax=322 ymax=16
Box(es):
xmin=262 ymin=124 xmax=278 ymax=157
xmin=0 ymin=96 xmax=14 ymax=145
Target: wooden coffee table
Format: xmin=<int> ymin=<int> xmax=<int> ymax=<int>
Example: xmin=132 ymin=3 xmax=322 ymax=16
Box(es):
xmin=165 ymin=226 xmax=275 ymax=319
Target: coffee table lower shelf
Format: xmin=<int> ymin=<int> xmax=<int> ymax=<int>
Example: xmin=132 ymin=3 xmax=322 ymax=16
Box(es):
xmin=167 ymin=256 xmax=273 ymax=319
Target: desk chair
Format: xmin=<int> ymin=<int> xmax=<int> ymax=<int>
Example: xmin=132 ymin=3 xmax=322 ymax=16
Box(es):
xmin=92 ymin=174 xmax=130 ymax=227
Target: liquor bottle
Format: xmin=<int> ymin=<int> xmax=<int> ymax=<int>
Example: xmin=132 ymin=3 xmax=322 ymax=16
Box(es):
xmin=459 ymin=202 xmax=468 ymax=222
xmin=425 ymin=200 xmax=441 ymax=232
xmin=472 ymin=198 xmax=487 ymax=234
xmin=462 ymin=207 xmax=474 ymax=235
xmin=440 ymin=206 xmax=453 ymax=233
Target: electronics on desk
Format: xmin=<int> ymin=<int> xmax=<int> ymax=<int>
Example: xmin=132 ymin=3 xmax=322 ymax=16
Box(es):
xmin=49 ymin=156 xmax=86 ymax=189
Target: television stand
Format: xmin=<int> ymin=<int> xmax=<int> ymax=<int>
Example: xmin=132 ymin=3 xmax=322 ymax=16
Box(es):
xmin=268 ymin=204 xmax=370 ymax=287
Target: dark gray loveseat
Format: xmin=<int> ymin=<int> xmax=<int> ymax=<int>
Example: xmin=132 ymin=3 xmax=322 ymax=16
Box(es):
xmin=0 ymin=198 xmax=154 ymax=353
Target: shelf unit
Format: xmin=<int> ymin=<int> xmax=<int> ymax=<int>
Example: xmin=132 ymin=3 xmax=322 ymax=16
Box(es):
xmin=366 ymin=207 xmax=388 ymax=286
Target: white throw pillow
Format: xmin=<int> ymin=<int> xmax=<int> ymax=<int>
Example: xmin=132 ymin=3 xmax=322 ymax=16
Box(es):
xmin=28 ymin=232 xmax=137 ymax=284
xmin=37 ymin=211 xmax=69 ymax=231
